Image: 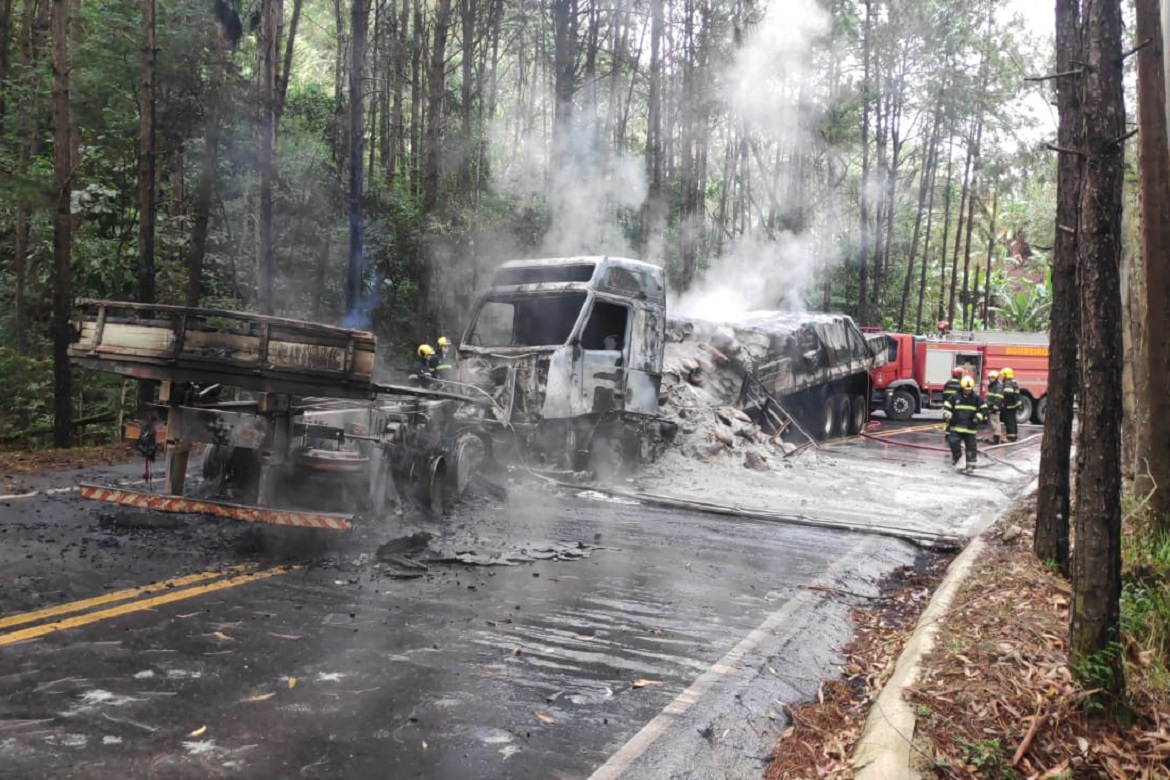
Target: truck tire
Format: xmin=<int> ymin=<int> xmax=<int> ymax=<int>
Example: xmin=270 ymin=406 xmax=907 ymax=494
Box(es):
xmin=1015 ymin=395 xmax=1033 ymax=426
xmin=887 ymin=389 xmax=916 ymax=421
xmin=834 ymin=395 xmax=851 ymax=438
xmin=849 ymin=393 xmax=868 ymax=435
xmin=1034 ymin=397 xmax=1046 ymax=425
xmin=817 ymin=396 xmax=836 ymax=440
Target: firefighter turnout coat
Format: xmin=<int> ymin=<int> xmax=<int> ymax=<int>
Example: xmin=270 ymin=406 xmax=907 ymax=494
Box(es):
xmin=986 ymin=379 xmax=1003 ymax=414
xmin=944 ymin=389 xmax=989 ymax=434
xmin=942 ymin=377 xmax=962 ymax=403
xmin=1001 ymin=379 xmax=1021 ymax=414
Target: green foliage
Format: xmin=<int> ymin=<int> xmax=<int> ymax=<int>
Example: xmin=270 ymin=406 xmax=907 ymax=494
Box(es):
xmin=0 ymin=347 xmax=55 ymax=437
xmin=952 ymin=734 xmax=1015 ymax=779
xmin=1072 ymin=642 xmax=1125 ymax=714
xmin=991 ymin=284 xmax=1051 ymax=332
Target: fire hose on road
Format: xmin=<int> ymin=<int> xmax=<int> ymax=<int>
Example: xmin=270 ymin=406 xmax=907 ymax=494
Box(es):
xmin=859 ymin=430 xmax=1042 ymax=474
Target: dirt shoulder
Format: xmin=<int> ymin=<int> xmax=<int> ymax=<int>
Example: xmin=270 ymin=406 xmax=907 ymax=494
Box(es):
xmin=766 ymin=497 xmax=1170 ymax=780
xmin=0 ymin=442 xmax=137 ymax=481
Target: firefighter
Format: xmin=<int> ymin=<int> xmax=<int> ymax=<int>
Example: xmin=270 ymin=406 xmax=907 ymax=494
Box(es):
xmin=943 ymin=375 xmax=988 ymax=472
xmin=433 ymin=336 xmax=454 ymax=380
xmin=411 ymin=344 xmax=436 ymax=382
xmin=985 ymin=369 xmax=1004 ymax=445
xmin=1000 ymin=366 xmax=1021 ymax=442
xmin=942 ymin=366 xmax=964 ymax=404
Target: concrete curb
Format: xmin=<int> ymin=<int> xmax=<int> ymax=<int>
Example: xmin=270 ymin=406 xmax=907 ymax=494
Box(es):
xmin=850 ymin=465 xmax=1041 ymax=778
xmin=851 ymin=532 xmax=989 ymax=779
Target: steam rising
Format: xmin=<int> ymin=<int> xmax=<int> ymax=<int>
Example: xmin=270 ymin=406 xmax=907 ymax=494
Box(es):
xmin=675 ymin=0 xmax=833 ymax=318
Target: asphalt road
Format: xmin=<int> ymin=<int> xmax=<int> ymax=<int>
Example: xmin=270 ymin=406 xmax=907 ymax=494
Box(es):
xmin=0 ymin=423 xmax=1041 ymax=780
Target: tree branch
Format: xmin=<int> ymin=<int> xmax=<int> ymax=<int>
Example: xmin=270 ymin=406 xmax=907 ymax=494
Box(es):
xmin=1112 ymin=128 xmax=1139 ymax=147
xmin=1025 ymin=68 xmax=1083 ymax=83
xmin=1047 ymin=143 xmax=1086 ymax=157
xmin=1121 ymin=38 xmax=1152 ymax=61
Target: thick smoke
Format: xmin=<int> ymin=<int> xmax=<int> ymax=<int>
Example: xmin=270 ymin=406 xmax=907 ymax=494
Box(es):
xmin=677 ymin=0 xmax=832 ymax=317
xmin=490 ymin=115 xmax=647 ymax=258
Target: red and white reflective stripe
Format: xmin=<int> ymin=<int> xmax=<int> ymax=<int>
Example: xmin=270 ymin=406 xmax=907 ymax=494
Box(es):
xmin=78 ymin=485 xmax=353 ymax=531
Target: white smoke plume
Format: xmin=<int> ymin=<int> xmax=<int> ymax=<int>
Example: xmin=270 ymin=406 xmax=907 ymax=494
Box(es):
xmin=678 ymin=0 xmax=833 ymax=318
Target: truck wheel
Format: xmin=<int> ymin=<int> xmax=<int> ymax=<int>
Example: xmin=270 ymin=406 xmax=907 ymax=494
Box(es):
xmin=817 ymin=396 xmax=836 ymax=440
xmin=834 ymin=395 xmax=851 ymax=438
xmin=1016 ymin=395 xmax=1034 ymax=426
xmin=888 ymin=389 xmax=916 ymax=421
xmin=1034 ymin=397 xmax=1046 ymax=425
xmin=849 ymin=394 xmax=868 ymax=435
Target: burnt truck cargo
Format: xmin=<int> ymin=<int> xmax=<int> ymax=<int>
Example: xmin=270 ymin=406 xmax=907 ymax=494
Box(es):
xmin=661 ymin=311 xmax=878 ymax=440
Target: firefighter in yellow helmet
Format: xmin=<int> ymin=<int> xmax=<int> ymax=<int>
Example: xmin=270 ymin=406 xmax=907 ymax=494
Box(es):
xmin=411 ymin=343 xmax=436 ymax=383
xmin=985 ymin=369 xmax=1004 ymax=445
xmin=943 ymin=375 xmax=989 ymax=472
xmin=1000 ymin=367 xmax=1021 ymax=442
xmin=433 ymin=336 xmax=454 ymax=380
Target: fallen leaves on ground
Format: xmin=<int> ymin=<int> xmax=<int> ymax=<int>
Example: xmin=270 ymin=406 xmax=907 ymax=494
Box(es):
xmin=908 ymin=500 xmax=1170 ymax=779
xmin=533 ymin=711 xmax=555 ymax=725
xmin=631 ymin=679 xmax=663 ymax=689
xmin=764 ymin=554 xmax=951 ymax=780
xmin=764 ymin=498 xmax=1170 ymax=779
xmin=0 ymin=443 xmax=137 ymax=477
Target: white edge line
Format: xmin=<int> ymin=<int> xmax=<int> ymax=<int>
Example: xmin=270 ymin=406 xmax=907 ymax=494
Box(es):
xmin=588 ymin=537 xmax=879 ymax=780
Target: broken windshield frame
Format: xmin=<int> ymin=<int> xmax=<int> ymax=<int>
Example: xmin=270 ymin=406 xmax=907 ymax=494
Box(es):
xmin=464 ymin=292 xmax=588 ymax=349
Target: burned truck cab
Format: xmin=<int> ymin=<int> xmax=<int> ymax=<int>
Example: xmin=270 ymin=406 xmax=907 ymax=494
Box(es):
xmin=457 ymin=256 xmax=667 ymax=466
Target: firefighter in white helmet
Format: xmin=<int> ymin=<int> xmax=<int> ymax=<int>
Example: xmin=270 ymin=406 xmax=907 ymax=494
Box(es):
xmin=943 ymin=375 xmax=988 ymax=473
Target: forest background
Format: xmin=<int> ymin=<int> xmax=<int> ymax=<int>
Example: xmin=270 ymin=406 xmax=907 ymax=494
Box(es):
xmin=0 ymin=0 xmax=1064 ymax=441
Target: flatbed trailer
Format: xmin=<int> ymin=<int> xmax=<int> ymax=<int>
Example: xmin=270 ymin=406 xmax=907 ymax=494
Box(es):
xmin=69 ymin=300 xmax=487 ymax=527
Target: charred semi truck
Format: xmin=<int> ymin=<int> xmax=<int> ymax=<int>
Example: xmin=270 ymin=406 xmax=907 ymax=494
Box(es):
xmin=69 ymin=256 xmax=878 ymax=528
xmin=457 ymin=256 xmax=880 ymax=465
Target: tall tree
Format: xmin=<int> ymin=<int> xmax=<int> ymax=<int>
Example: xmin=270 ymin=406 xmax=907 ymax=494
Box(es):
xmin=255 ymin=0 xmax=286 ymax=315
xmin=50 ymin=0 xmax=72 ymax=446
xmin=1134 ymin=0 xmax=1170 ymax=529
xmin=1070 ymin=0 xmax=1125 ymax=699
xmin=347 ymin=0 xmax=371 ymax=317
xmin=421 ymin=0 xmax=450 ymax=214
xmin=1035 ymin=0 xmax=1083 ymax=575
xmin=137 ymin=0 xmax=156 ymax=304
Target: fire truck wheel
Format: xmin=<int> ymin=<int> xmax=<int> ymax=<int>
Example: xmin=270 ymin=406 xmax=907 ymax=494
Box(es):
xmin=887 ymin=389 xmax=916 ymax=421
xmin=1035 ymin=397 xmax=1047 ymax=425
xmin=849 ymin=394 xmax=868 ymax=435
xmin=1015 ymin=395 xmax=1033 ymax=426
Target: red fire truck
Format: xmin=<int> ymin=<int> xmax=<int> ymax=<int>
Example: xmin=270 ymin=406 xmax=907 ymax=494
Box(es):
xmin=870 ymin=330 xmax=1050 ymax=424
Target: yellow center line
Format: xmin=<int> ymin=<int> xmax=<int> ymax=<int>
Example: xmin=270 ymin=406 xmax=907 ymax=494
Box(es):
xmin=0 ymin=564 xmax=259 ymax=631
xmin=0 ymin=565 xmax=297 ymax=646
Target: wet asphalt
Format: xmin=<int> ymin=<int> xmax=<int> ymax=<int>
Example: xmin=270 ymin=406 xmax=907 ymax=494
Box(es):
xmin=0 ymin=421 xmax=1041 ymax=779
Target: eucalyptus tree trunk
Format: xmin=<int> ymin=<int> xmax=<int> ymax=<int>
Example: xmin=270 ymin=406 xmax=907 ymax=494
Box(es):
xmin=0 ymin=0 xmax=13 ymax=131
xmin=915 ymin=126 xmax=941 ymax=334
xmin=1070 ymin=0 xmax=1125 ymax=700
xmin=256 ymin=0 xmax=282 ymax=314
xmin=641 ymin=0 xmax=663 ymax=252
xmin=936 ymin=137 xmax=955 ymax=321
xmin=982 ymin=189 xmax=998 ymax=325
xmin=1035 ymin=0 xmax=1082 ymax=576
xmin=422 ymin=0 xmax=450 ymax=214
xmin=137 ymin=0 xmax=156 ymax=304
xmin=947 ymin=132 xmax=974 ymax=325
xmin=1134 ymin=0 xmax=1170 ymax=529
xmin=959 ymin=122 xmax=982 ymax=330
xmin=900 ymin=101 xmax=941 ymax=331
xmin=458 ymin=0 xmax=477 ymax=192
xmin=347 ymin=0 xmax=370 ymax=317
xmin=857 ymin=0 xmax=872 ymax=325
xmin=51 ymin=0 xmax=72 ymax=446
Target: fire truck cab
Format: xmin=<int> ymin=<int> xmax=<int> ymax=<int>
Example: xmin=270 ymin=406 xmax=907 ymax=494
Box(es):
xmin=871 ymin=331 xmax=1049 ymax=424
